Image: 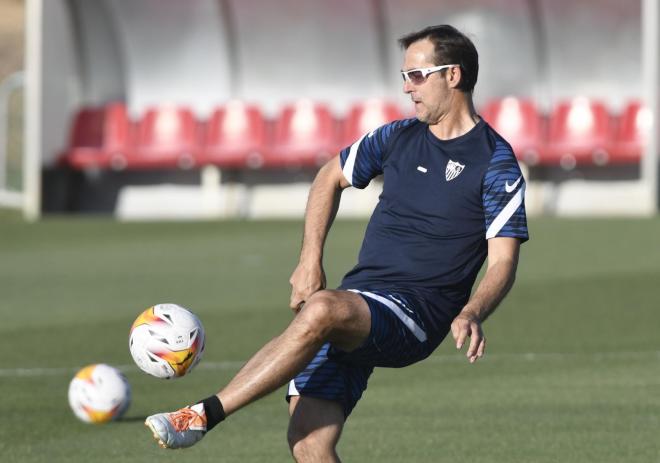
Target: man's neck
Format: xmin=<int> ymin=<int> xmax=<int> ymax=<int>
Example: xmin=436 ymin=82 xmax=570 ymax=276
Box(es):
xmin=428 ymin=95 xmax=479 ymax=141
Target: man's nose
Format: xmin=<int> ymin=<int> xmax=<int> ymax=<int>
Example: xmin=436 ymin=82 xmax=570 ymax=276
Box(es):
xmin=403 ymin=78 xmax=414 ymax=93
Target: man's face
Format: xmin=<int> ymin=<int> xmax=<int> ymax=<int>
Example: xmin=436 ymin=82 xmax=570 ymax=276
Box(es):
xmin=402 ymin=39 xmax=452 ymax=124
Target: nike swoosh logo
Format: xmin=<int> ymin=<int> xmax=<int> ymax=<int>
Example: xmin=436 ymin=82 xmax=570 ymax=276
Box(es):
xmin=505 ymin=176 xmax=522 ymax=193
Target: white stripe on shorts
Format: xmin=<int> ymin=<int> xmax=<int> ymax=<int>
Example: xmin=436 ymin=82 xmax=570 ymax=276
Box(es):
xmin=288 ymin=379 xmax=300 ymax=397
xmin=350 ymin=290 xmax=427 ymax=342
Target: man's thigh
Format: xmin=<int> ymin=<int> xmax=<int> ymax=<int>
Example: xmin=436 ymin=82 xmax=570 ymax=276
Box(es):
xmin=287 ymin=289 xmax=434 ymax=417
xmin=332 ymin=289 xmax=435 ymax=368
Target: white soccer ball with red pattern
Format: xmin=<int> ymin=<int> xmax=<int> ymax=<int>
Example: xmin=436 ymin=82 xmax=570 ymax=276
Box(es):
xmin=68 ymin=363 xmax=131 ymax=424
xmin=129 ymin=303 xmax=205 ymax=379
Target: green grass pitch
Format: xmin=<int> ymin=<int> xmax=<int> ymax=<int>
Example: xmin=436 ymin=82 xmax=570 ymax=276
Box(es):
xmin=1 ymin=215 xmax=659 ymax=462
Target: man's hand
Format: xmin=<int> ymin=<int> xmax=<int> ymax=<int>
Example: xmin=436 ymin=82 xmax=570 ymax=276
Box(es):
xmin=448 ymin=237 xmax=519 ymax=364
xmin=288 ymin=261 xmax=326 ymax=314
xmin=450 ymin=311 xmax=485 ymax=364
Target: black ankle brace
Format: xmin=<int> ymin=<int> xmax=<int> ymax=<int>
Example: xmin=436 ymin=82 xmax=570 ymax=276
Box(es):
xmin=200 ymin=395 xmax=226 ymax=431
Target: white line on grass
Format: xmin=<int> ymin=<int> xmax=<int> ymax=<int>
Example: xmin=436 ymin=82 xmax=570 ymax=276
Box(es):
xmin=2 ymin=351 xmax=659 ymax=378
xmin=0 ymin=360 xmax=246 ymax=377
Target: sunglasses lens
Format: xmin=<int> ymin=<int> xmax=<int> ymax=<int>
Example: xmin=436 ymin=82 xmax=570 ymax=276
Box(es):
xmin=408 ymin=70 xmax=425 ymax=84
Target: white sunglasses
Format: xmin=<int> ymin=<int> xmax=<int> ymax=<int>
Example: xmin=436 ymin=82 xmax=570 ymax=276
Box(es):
xmin=400 ymin=64 xmax=458 ymax=85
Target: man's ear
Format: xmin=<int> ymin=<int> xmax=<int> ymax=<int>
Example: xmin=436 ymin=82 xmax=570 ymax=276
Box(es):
xmin=447 ymin=66 xmax=462 ymax=89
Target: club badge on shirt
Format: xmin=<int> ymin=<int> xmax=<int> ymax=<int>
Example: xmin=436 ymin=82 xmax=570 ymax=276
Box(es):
xmin=445 ymin=160 xmax=465 ymax=181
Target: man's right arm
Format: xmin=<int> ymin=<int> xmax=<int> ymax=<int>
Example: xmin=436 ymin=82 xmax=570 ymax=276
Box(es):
xmin=288 ymin=156 xmax=351 ymax=312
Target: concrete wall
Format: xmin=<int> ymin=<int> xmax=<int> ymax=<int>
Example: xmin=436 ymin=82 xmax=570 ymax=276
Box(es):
xmin=45 ymin=0 xmax=644 ymax=137
xmin=71 ymin=0 xmax=125 ymax=105
xmin=36 ymin=0 xmax=650 ymax=216
xmin=106 ymin=0 xmax=231 ymax=118
xmin=542 ymin=0 xmax=640 ymax=112
xmin=46 ymin=0 xmax=643 ymax=135
xmin=230 ymin=0 xmax=386 ymax=115
xmin=41 ymin=0 xmax=79 ymax=166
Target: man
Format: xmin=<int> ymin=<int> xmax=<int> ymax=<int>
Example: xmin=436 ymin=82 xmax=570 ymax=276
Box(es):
xmin=146 ymin=24 xmax=528 ymax=462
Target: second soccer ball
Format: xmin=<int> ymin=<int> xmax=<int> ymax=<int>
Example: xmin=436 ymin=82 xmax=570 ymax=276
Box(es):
xmin=68 ymin=363 xmax=131 ymax=423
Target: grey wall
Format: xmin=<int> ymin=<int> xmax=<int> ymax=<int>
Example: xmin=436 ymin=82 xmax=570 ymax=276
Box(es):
xmin=231 ymin=0 xmax=386 ymax=116
xmin=41 ymin=0 xmax=79 ymax=165
xmin=106 ymin=0 xmax=231 ymax=118
xmin=542 ymin=0 xmax=641 ymax=112
xmin=71 ymin=0 xmax=125 ymax=105
xmin=43 ymin=0 xmax=644 ymax=164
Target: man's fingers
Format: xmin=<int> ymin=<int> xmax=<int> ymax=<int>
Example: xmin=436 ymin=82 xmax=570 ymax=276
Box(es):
xmin=450 ymin=323 xmax=458 ymax=339
xmin=452 ymin=315 xmax=486 ymax=363
xmin=450 ymin=323 xmax=460 ymax=344
xmin=289 ymin=293 xmax=304 ymax=311
xmin=453 ymin=322 xmax=469 ymax=349
xmin=476 ymin=336 xmax=486 ymax=358
xmin=466 ymin=324 xmax=481 ymax=358
xmin=467 ymin=329 xmax=486 ymax=363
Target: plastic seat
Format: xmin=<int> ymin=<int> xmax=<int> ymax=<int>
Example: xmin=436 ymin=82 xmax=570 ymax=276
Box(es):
xmin=126 ymin=106 xmax=200 ymax=170
xmin=610 ymin=101 xmax=650 ymax=164
xmin=480 ymin=97 xmax=543 ymax=165
xmin=62 ymin=103 xmax=133 ymax=170
xmin=340 ymin=99 xmax=404 ymax=147
xmin=199 ymin=101 xmax=268 ymax=169
xmin=543 ymin=98 xmax=614 ymax=169
xmin=261 ymin=100 xmax=339 ymax=168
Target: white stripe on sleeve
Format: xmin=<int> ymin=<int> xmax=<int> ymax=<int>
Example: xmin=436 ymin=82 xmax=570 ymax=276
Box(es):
xmin=342 ymin=132 xmax=368 ymax=186
xmin=486 ymin=185 xmax=525 ymax=239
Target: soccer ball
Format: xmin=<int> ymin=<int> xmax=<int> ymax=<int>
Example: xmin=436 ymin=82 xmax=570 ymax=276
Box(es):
xmin=68 ymin=363 xmax=131 ymax=424
xmin=129 ymin=303 xmax=205 ymax=379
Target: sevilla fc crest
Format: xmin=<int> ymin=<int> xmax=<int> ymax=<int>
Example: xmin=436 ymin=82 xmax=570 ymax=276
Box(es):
xmin=445 ymin=160 xmax=465 ymax=181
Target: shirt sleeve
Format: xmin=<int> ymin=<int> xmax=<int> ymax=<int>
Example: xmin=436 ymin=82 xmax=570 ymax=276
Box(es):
xmin=339 ymin=118 xmax=416 ymax=189
xmin=482 ymin=141 xmax=529 ymax=242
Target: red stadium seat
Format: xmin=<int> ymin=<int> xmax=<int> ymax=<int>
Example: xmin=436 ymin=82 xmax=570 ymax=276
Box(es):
xmin=199 ymin=101 xmax=268 ymax=168
xmin=480 ymin=97 xmax=543 ymax=165
xmin=125 ymin=106 xmax=201 ymax=170
xmin=261 ymin=100 xmax=339 ymax=168
xmin=62 ymin=103 xmax=133 ymax=170
xmin=543 ymin=98 xmax=614 ymax=169
xmin=340 ymin=99 xmax=404 ymax=148
xmin=610 ymin=101 xmax=650 ymax=164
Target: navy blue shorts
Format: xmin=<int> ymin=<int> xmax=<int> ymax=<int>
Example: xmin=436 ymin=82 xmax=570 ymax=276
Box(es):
xmin=286 ymin=289 xmax=447 ymax=417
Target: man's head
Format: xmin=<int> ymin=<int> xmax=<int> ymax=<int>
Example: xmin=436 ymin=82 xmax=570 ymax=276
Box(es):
xmin=398 ymin=25 xmax=479 ymax=123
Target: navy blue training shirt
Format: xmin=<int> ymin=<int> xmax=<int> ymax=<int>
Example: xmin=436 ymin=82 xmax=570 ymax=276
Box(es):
xmin=337 ymin=118 xmax=528 ymax=344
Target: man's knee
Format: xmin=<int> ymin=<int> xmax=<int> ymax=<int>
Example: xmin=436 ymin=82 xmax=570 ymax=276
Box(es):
xmin=288 ymin=433 xmax=334 ymax=462
xmin=290 ymin=291 xmax=337 ymax=343
xmin=287 ymin=424 xmax=313 ymax=459
xmin=304 ymin=290 xmax=363 ymax=328
xmin=287 ymin=396 xmax=343 ymax=462
xmin=300 ymin=290 xmax=370 ymax=352
xmin=304 ymin=290 xmax=339 ymax=323
xmin=287 ymin=417 xmax=338 ymax=462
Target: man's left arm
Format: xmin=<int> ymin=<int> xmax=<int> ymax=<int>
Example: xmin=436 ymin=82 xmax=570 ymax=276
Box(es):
xmin=451 ymin=237 xmax=520 ymax=363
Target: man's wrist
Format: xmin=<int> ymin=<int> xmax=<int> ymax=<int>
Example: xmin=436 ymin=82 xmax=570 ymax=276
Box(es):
xmin=298 ymin=253 xmax=323 ymax=267
xmin=459 ymin=305 xmax=483 ymax=322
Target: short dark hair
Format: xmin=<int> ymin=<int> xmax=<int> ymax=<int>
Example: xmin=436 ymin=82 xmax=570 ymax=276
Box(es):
xmin=398 ymin=25 xmax=479 ymax=93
